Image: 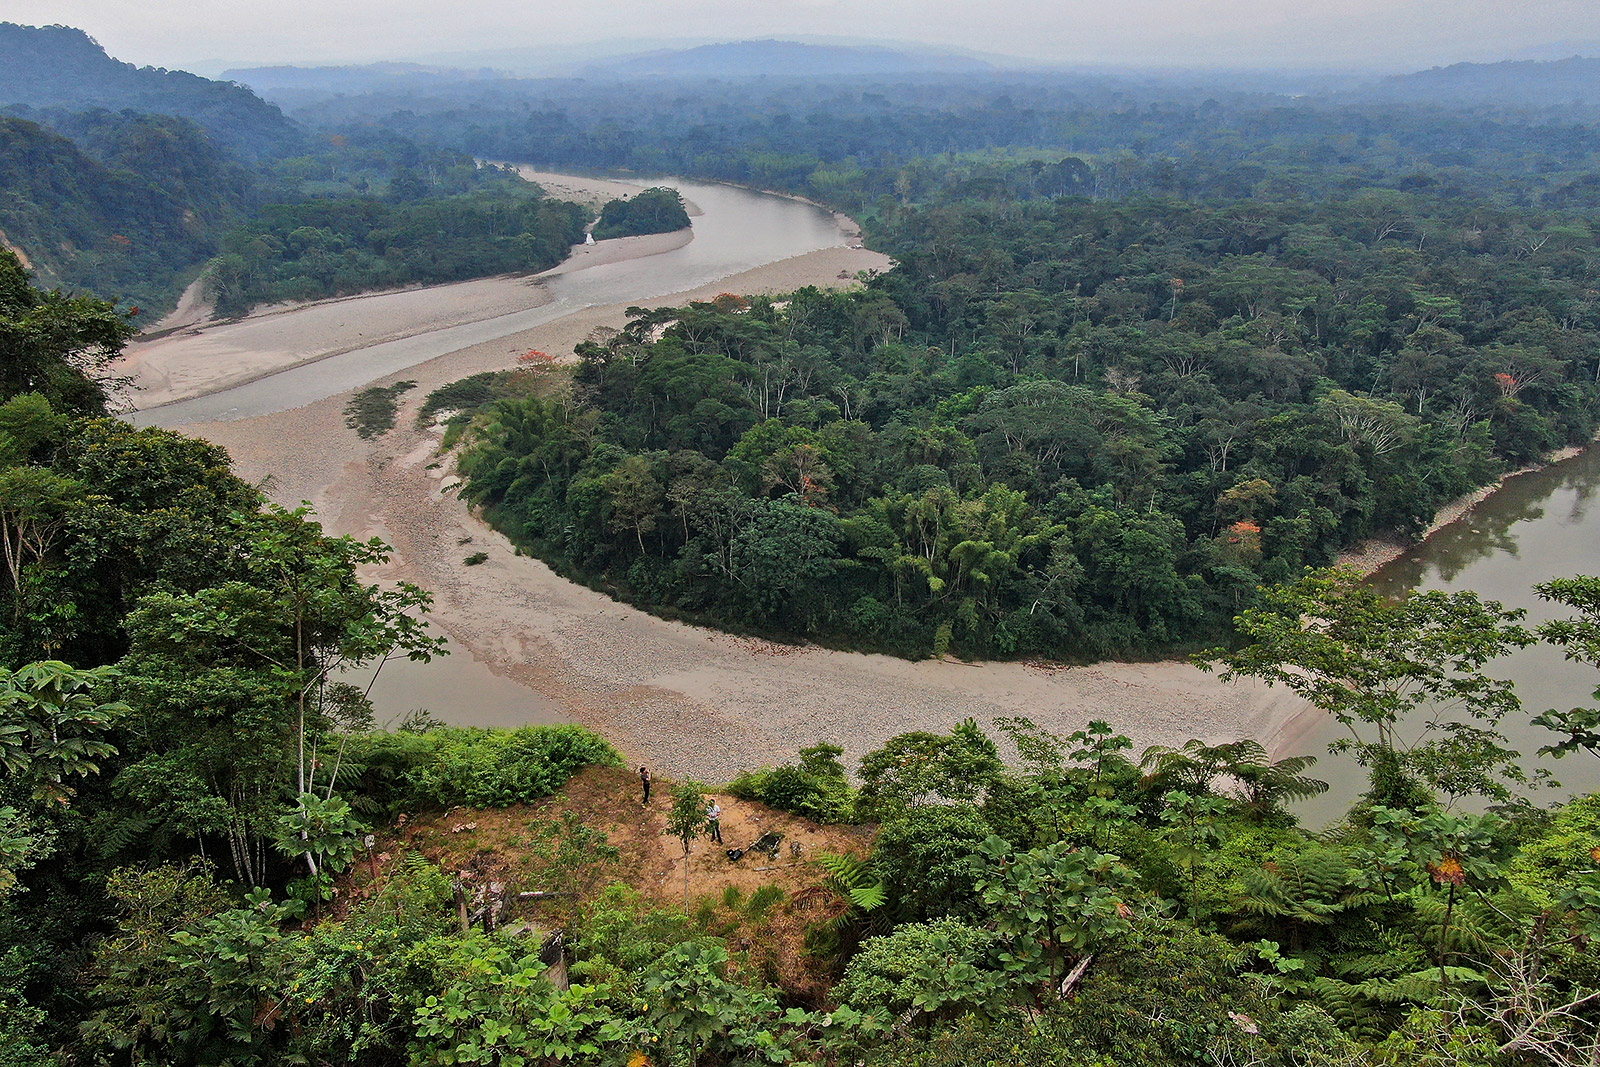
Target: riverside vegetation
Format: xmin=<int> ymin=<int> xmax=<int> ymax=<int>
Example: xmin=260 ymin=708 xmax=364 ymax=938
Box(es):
xmin=451 ymin=166 xmax=1600 ymax=660
xmin=5 ymin=25 xmax=1600 ymax=1066
xmin=0 ymin=25 xmax=690 ymax=317
xmin=357 ymin=50 xmax=1600 ymax=663
xmin=1 ymin=245 xmax=1599 ymax=1066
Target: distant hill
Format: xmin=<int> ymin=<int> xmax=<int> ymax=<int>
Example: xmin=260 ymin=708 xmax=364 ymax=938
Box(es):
xmin=0 ymin=23 xmax=299 ymax=158
xmin=1505 ymin=41 xmax=1600 ymax=62
xmin=587 ymin=39 xmax=995 ymax=80
xmin=1367 ymin=56 xmax=1600 ymax=108
xmin=226 ymin=39 xmax=997 ymax=105
xmin=223 ymin=61 xmax=507 ymax=95
xmin=221 ymin=61 xmax=517 ymax=112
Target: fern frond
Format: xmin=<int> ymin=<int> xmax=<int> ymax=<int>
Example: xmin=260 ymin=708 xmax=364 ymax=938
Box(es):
xmin=816 ymin=850 xmax=869 ymax=888
xmin=848 ymin=881 xmax=887 ymax=912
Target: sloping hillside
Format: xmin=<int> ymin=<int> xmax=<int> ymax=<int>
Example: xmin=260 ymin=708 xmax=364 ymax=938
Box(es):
xmin=1367 ymin=55 xmax=1600 ymax=108
xmin=350 ymin=765 xmax=874 ymax=999
xmin=0 ymin=116 xmax=223 ymax=308
xmin=0 ymin=23 xmax=299 ymax=158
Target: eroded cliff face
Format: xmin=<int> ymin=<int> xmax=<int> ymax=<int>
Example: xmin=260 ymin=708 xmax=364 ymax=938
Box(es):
xmin=0 ymin=231 xmax=33 ymax=271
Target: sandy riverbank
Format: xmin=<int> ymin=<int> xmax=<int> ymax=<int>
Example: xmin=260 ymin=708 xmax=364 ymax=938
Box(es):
xmin=1336 ymin=437 xmax=1595 ymax=575
xmin=113 ymin=228 xmax=695 ymax=410
xmin=154 ymin=236 xmax=1314 ymax=783
xmin=497 ymin=165 xmax=706 ymax=218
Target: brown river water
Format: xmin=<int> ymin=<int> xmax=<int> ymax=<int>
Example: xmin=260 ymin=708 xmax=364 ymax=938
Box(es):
xmin=1296 ymin=445 xmax=1600 ymax=820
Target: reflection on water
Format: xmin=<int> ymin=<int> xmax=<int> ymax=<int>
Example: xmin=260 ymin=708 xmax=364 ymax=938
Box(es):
xmin=339 ymin=642 xmax=566 ymax=730
xmin=1295 ymin=446 xmax=1600 ymax=821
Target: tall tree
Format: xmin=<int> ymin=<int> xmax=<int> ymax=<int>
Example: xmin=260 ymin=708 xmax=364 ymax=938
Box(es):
xmin=1202 ymin=567 xmax=1535 ymax=805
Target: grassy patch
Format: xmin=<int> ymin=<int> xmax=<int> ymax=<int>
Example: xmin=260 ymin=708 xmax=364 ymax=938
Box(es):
xmin=344 ymin=380 xmax=417 ymax=438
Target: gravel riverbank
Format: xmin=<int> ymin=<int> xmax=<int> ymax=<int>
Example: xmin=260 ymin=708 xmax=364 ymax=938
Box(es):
xmin=122 ymin=181 xmax=1315 ymax=781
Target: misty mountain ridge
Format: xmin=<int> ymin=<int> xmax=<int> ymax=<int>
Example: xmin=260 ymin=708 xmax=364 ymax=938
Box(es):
xmin=1366 ymin=55 xmax=1600 ymax=107
xmin=1504 ymin=40 xmax=1600 ymax=62
xmin=226 ymin=38 xmax=1000 ymax=97
xmin=219 ymin=61 xmax=525 ymax=110
xmin=585 ymin=39 xmax=995 ymax=79
xmin=221 ymin=61 xmax=511 ymax=92
xmin=0 ymin=23 xmax=298 ymax=158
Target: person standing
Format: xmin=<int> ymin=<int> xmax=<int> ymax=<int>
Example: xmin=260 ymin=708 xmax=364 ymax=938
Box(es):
xmin=639 ymin=766 xmax=652 ymax=805
xmin=705 ymin=800 xmax=723 ymax=845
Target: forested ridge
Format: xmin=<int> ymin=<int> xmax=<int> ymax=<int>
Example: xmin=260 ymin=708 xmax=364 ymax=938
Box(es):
xmin=0 ymin=24 xmax=675 ymax=317
xmin=0 ymin=109 xmax=264 ymax=313
xmin=0 ymin=23 xmax=300 ymax=160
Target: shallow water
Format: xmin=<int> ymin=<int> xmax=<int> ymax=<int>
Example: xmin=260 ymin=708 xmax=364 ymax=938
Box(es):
xmin=131 ymin=179 xmax=841 ymax=427
xmin=1294 ymin=446 xmax=1600 ymax=820
xmin=143 ymin=175 xmax=841 ymax=732
xmin=338 ymin=640 xmax=567 ymax=729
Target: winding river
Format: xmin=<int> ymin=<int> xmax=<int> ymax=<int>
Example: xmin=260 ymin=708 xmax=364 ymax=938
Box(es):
xmin=127 ymin=173 xmax=1600 ymax=801
xmin=131 ymin=179 xmax=844 ymax=427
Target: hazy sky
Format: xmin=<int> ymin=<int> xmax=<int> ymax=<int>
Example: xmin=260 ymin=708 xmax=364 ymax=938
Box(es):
xmin=9 ymin=0 xmax=1600 ymax=74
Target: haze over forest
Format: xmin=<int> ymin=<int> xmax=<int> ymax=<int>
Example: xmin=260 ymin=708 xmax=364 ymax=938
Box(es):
xmin=14 ymin=0 xmax=1600 ymax=74
xmin=7 ymin=9 xmax=1600 ymax=1067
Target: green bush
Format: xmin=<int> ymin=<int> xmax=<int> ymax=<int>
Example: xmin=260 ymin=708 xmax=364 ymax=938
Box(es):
xmin=343 ymin=380 xmax=416 ymax=438
xmin=418 ymin=371 xmax=504 ymax=424
xmin=1508 ymin=792 xmax=1600 ymax=906
xmin=342 ymin=725 xmax=622 ymax=812
xmin=727 ymin=743 xmax=853 ymax=822
xmin=834 ymin=918 xmax=998 ymax=1019
xmin=873 ymin=804 xmax=994 ymax=920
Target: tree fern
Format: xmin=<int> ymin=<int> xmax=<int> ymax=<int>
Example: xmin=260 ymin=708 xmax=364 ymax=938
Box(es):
xmin=816 ymin=851 xmax=886 ymax=913
xmin=813 ymin=850 xmax=892 ymax=957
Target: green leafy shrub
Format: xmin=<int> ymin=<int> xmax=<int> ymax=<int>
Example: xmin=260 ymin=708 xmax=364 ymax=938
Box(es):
xmin=727 ymin=743 xmax=853 ymax=822
xmin=463 ymin=551 xmax=488 ymax=565
xmin=873 ymin=804 xmax=994 ymax=920
xmin=418 ymin=371 xmax=503 ymax=425
xmin=1508 ymin=792 xmax=1600 ymax=906
xmin=834 ymin=918 xmax=998 ymax=1019
xmin=341 ymin=725 xmax=622 ymax=812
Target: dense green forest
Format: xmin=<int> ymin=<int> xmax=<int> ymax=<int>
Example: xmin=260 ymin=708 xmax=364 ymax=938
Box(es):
xmin=452 ymin=160 xmax=1600 ymax=659
xmin=0 ymin=25 xmax=610 ymax=316
xmin=0 ymin=109 xmax=263 ymax=313
xmin=5 ymin=26 xmax=1600 ymax=1067
xmin=207 ymin=180 xmax=588 ymax=315
xmin=252 ymin=40 xmax=1600 ymax=659
xmin=0 ymin=103 xmax=593 ymax=317
xmin=591 ymin=186 xmax=692 ymax=240
xmin=0 ymin=23 xmax=300 ymax=160
xmin=1 ymin=247 xmax=1597 ymax=1061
